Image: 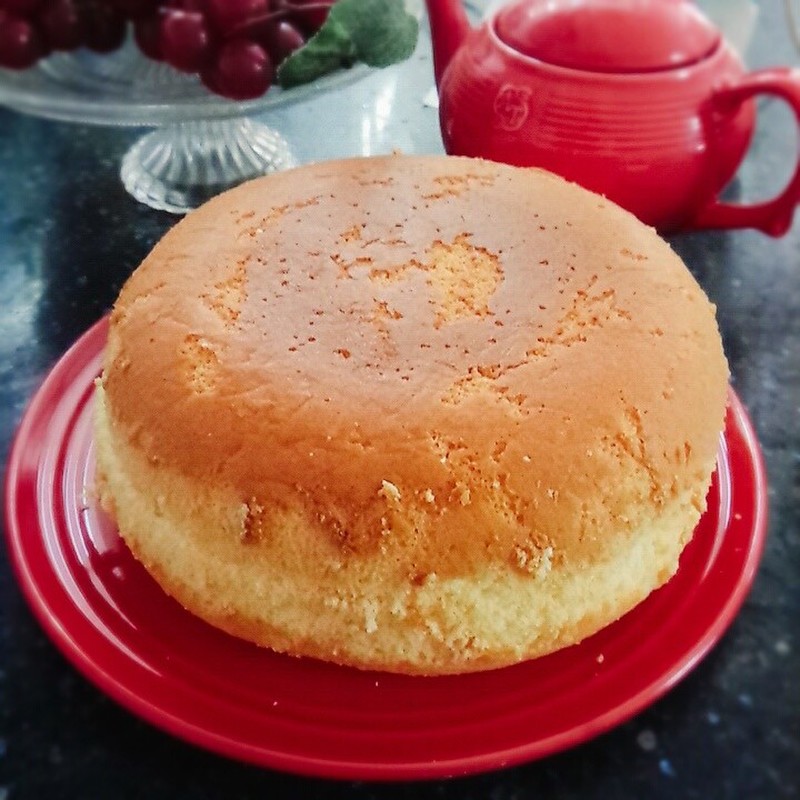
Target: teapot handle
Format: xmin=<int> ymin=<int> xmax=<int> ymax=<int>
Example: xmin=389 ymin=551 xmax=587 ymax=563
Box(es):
xmin=690 ymin=68 xmax=800 ymax=237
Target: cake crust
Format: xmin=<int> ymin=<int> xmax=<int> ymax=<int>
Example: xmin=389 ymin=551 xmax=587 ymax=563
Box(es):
xmin=95 ymin=155 xmax=729 ymax=674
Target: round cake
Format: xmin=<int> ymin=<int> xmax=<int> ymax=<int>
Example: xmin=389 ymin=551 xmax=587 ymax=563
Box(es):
xmin=94 ymin=154 xmax=729 ymax=675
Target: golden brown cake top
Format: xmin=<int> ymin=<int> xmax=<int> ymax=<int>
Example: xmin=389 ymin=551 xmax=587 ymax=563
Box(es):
xmin=101 ymin=155 xmax=728 ymax=578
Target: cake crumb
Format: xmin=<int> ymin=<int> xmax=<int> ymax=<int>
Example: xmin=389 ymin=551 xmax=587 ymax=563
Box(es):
xmin=537 ymin=546 xmax=553 ymax=578
xmin=390 ymin=595 xmax=407 ymax=618
xmin=513 ymin=545 xmax=553 ymax=578
xmin=364 ymin=600 xmax=379 ymax=633
xmin=240 ymin=498 xmax=264 ymax=542
xmin=425 ymin=619 xmax=443 ymax=640
xmin=379 ymin=480 xmax=402 ymax=503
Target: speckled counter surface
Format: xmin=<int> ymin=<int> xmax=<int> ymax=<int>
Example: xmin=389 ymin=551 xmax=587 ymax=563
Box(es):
xmin=1 ymin=3 xmax=798 ymax=799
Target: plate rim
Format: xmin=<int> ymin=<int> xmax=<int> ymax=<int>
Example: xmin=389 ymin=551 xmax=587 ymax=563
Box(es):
xmin=3 ymin=316 xmax=769 ymax=781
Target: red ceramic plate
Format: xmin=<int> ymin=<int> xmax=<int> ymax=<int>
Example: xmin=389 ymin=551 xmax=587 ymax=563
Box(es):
xmin=5 ymin=317 xmax=768 ymax=781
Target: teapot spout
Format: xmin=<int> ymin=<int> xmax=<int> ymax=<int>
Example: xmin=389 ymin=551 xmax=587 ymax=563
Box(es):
xmin=424 ymin=0 xmax=472 ymax=87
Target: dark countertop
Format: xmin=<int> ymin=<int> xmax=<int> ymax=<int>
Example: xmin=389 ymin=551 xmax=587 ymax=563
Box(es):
xmin=1 ymin=3 xmax=798 ymax=798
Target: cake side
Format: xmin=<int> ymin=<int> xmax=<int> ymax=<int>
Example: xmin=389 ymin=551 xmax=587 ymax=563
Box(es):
xmin=95 ymin=383 xmax=709 ymax=674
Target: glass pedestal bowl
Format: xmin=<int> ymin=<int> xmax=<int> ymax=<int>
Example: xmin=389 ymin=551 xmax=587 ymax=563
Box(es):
xmin=0 ymin=38 xmax=371 ymax=213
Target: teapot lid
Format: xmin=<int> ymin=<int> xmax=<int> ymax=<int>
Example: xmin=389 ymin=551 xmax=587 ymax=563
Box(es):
xmin=494 ymin=0 xmax=721 ymax=73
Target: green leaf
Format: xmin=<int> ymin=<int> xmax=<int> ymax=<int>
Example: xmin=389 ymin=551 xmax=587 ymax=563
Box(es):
xmin=277 ymin=0 xmax=418 ymax=88
xmin=332 ymin=0 xmax=419 ymax=68
xmin=277 ymin=18 xmax=356 ymax=89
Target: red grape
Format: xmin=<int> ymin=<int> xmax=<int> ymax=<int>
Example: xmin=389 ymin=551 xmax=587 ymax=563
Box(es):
xmin=0 ymin=13 xmax=45 ymax=68
xmin=0 ymin=0 xmax=329 ymax=101
xmin=205 ymin=0 xmax=267 ymax=34
xmin=258 ymin=19 xmax=304 ymax=70
xmin=160 ymin=8 xmax=213 ymax=72
xmin=2 ymin=0 xmax=44 ymax=16
xmin=201 ymin=38 xmax=272 ymax=99
xmin=286 ymin=0 xmax=330 ymax=35
xmin=37 ymin=0 xmax=85 ymax=51
xmin=164 ymin=0 xmax=206 ymax=12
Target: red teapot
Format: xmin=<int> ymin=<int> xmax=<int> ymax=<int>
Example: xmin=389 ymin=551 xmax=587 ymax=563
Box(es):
xmin=426 ymin=0 xmax=800 ymax=234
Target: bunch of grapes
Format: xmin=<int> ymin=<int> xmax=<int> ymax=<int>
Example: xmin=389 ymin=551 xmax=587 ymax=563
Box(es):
xmin=0 ymin=0 xmax=334 ymax=99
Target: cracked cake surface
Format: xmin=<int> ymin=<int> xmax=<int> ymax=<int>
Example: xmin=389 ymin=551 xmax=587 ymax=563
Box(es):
xmin=94 ymin=155 xmax=729 ymax=675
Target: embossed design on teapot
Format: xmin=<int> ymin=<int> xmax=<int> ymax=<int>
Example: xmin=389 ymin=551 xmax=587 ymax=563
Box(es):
xmin=494 ymin=85 xmax=532 ymax=132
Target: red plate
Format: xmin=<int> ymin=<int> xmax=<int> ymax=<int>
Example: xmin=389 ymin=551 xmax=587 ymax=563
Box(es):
xmin=4 ymin=317 xmax=768 ymax=781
